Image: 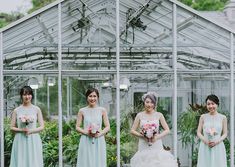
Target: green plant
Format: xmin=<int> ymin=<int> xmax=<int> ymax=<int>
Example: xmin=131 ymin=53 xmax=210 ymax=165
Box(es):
xmin=178 ymin=104 xmax=207 ymax=167
xmin=107 ymin=144 xmax=117 ymax=167
xmin=4 ymin=119 xmax=14 ymax=166
xmin=62 ymin=120 xmax=80 ymax=166
xmin=120 ymin=142 xmax=137 ymax=164
xmin=40 ymin=121 xmax=59 ymax=166
xmin=178 ymin=104 xmax=207 ymax=147
xmin=63 ymin=131 xmax=80 ymax=166
xmin=43 ymin=140 xmax=59 ymax=167
xmin=179 ymin=0 xmax=228 ymax=11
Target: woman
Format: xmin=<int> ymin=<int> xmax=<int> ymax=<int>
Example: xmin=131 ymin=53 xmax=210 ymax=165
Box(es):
xmin=10 ymin=86 xmax=44 ymax=167
xmin=197 ymin=94 xmax=227 ymax=167
xmin=130 ymin=92 xmax=177 ymax=167
xmin=76 ymin=88 xmax=110 ymax=167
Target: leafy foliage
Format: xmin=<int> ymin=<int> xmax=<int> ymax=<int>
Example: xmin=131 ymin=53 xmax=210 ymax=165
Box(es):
xmin=178 ymin=104 xmax=207 ymax=147
xmin=178 ymin=104 xmax=204 ymax=167
xmin=179 ymin=0 xmax=229 ymax=11
xmin=3 ymin=119 xmax=14 ymax=166
xmin=28 ymin=0 xmax=57 ymax=13
xmin=0 ymin=12 xmax=24 ymax=28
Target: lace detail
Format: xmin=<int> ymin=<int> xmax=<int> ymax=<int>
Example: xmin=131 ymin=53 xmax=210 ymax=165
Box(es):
xmin=139 ymin=112 xmax=160 ymax=125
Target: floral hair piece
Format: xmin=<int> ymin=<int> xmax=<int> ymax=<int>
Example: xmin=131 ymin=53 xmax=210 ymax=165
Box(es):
xmin=142 ymin=91 xmax=158 ymax=106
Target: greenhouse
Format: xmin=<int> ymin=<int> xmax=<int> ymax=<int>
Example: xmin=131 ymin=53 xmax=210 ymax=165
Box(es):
xmin=0 ymin=0 xmax=235 ymax=166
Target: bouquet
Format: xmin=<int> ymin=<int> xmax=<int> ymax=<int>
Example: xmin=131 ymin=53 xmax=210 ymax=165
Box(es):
xmin=88 ymin=123 xmax=100 ymax=144
xmin=206 ymin=127 xmax=217 ymax=142
xmin=19 ymin=115 xmax=34 ymax=127
xmin=141 ymin=123 xmax=158 ymax=146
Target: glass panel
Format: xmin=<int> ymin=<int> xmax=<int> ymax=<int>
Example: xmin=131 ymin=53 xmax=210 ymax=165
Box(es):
xmin=120 ymin=73 xmax=174 ymax=166
xmin=61 ymin=0 xmax=117 ymax=71
xmin=177 ymin=7 xmax=230 ymax=71
xmin=4 ymin=75 xmax=59 ymax=166
xmin=3 ymin=7 xmax=59 ymax=71
xmin=177 ymin=73 xmax=230 ymax=166
xmin=119 ymin=0 xmax=173 ymax=71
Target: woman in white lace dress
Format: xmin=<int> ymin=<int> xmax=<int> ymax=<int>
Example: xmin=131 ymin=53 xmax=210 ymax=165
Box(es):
xmin=130 ymin=92 xmax=177 ymax=167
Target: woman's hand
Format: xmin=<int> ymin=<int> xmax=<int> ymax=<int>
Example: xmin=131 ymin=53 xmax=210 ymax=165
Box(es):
xmin=152 ymin=135 xmax=158 ymax=143
xmin=22 ymin=128 xmax=31 ymax=136
xmin=139 ymin=132 xmax=148 ymax=141
xmin=86 ymin=131 xmax=100 ymax=138
xmin=208 ymin=140 xmax=220 ymax=148
xmin=94 ymin=131 xmax=102 ymax=138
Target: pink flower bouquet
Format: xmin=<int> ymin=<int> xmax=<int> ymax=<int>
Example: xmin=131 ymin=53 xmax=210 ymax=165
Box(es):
xmin=88 ymin=123 xmax=100 ymax=144
xmin=206 ymin=127 xmax=217 ymax=142
xmin=19 ymin=115 xmax=34 ymax=127
xmin=141 ymin=123 xmax=158 ymax=146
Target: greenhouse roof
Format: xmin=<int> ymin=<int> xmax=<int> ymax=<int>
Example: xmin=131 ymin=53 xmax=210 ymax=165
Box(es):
xmin=0 ymin=0 xmax=234 ymax=73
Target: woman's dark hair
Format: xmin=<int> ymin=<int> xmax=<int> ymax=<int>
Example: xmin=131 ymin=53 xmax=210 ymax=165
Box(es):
xmin=20 ymin=86 xmax=34 ymax=100
xmin=142 ymin=92 xmax=158 ymax=108
xmin=85 ymin=88 xmax=99 ymax=99
xmin=205 ymin=94 xmax=219 ymax=106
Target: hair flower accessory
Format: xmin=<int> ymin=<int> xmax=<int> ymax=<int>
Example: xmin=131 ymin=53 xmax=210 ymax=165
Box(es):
xmin=142 ymin=92 xmax=158 ymax=101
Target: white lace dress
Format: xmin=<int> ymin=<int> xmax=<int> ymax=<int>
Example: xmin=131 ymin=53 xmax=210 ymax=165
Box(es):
xmin=130 ymin=112 xmax=177 ymax=167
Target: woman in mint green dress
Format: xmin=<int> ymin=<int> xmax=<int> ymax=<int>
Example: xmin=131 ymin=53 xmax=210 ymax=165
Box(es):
xmin=197 ymin=94 xmax=227 ymax=167
xmin=10 ymin=86 xmax=44 ymax=167
xmin=76 ymin=88 xmax=110 ymax=167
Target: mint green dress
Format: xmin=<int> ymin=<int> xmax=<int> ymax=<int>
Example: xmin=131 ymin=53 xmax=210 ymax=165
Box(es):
xmin=197 ymin=113 xmax=227 ymax=167
xmin=76 ymin=106 xmax=107 ymax=167
xmin=10 ymin=105 xmax=43 ymax=167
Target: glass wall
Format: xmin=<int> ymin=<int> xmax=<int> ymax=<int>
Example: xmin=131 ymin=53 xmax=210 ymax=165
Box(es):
xmin=0 ymin=0 xmax=234 ymax=167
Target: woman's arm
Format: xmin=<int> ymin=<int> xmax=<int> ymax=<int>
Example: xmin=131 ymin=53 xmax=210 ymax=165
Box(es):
xmin=154 ymin=113 xmax=170 ymax=140
xmin=27 ymin=108 xmax=44 ymax=135
xmin=97 ymin=109 xmax=110 ymax=137
xmin=130 ymin=113 xmax=144 ymax=138
xmin=197 ymin=115 xmax=208 ymax=145
xmin=76 ymin=111 xmax=89 ymax=135
xmin=216 ymin=116 xmax=227 ymax=145
xmin=10 ymin=110 xmax=24 ymax=133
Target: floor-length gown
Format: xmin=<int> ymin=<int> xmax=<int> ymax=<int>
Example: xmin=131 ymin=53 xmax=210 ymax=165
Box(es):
xmin=10 ymin=105 xmax=43 ymax=167
xmin=197 ymin=113 xmax=227 ymax=167
xmin=76 ymin=106 xmax=106 ymax=167
xmin=130 ymin=112 xmax=177 ymax=167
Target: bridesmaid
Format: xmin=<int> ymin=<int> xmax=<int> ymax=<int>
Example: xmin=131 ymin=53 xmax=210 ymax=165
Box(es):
xmin=76 ymin=88 xmax=110 ymax=167
xmin=10 ymin=86 xmax=44 ymax=167
xmin=197 ymin=94 xmax=227 ymax=167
